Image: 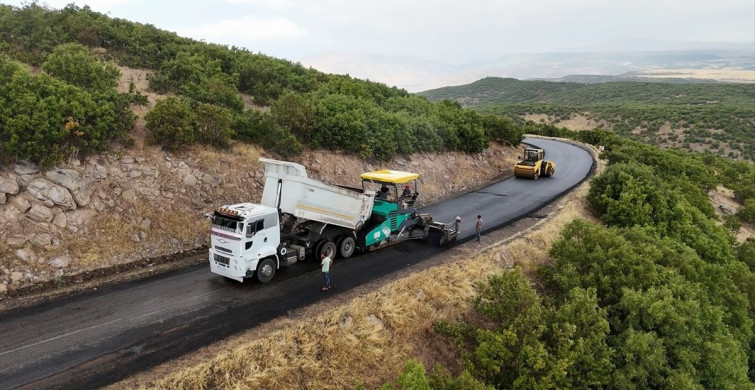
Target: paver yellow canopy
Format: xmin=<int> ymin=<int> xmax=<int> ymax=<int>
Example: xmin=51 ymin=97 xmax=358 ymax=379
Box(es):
xmin=360 ymin=169 xmax=420 ymax=184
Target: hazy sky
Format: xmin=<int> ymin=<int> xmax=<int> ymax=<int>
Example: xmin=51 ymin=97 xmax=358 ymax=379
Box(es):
xmin=4 ymin=0 xmax=754 ymax=89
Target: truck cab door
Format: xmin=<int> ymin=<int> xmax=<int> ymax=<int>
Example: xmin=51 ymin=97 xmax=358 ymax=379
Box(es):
xmin=245 ymin=219 xmax=266 ymax=250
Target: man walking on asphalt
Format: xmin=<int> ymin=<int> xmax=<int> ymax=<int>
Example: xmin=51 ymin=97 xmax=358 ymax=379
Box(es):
xmin=475 ymin=215 xmax=483 ymax=242
xmin=320 ymin=252 xmax=333 ymax=291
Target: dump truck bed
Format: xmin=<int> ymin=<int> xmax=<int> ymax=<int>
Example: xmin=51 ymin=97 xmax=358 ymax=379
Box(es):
xmin=259 ymin=158 xmax=374 ymax=231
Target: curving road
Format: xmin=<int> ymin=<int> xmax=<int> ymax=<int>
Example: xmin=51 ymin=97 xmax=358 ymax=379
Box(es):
xmin=0 ymin=138 xmax=593 ymax=389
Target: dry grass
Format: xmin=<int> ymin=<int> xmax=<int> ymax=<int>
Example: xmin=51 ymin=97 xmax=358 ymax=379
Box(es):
xmin=192 ymin=143 xmax=262 ymax=168
xmin=59 ymin=199 xmax=206 ymax=270
xmin=63 ymin=211 xmax=141 ymax=267
xmin=110 ymin=140 xmax=604 ymax=390
xmin=141 ymin=251 xmax=500 ymax=390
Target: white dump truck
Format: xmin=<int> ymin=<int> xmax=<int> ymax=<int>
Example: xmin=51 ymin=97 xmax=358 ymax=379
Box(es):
xmin=208 ymin=158 xmax=457 ymax=283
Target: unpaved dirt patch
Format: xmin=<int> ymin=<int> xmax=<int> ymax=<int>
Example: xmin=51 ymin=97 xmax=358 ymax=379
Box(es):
xmin=524 ymin=113 xmax=602 ymax=131
xmin=709 ymin=184 xmax=754 ymax=243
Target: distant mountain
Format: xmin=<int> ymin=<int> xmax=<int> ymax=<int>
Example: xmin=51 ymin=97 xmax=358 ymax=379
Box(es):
xmin=564 ymin=38 xmax=755 ymax=53
xmin=415 ymin=76 xmax=755 ymax=161
xmin=300 ymin=41 xmax=754 ymax=92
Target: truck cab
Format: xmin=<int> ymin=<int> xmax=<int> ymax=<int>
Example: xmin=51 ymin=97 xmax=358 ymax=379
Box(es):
xmin=208 ymin=203 xmax=282 ymax=282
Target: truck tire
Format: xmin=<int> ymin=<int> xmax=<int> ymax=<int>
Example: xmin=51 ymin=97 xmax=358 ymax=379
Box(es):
xmin=338 ymin=236 xmax=356 ymax=258
xmin=256 ymin=258 xmax=276 ymax=283
xmin=317 ymin=241 xmax=337 ymax=260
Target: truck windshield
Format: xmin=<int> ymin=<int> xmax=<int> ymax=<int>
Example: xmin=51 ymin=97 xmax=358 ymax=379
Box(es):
xmin=212 ymin=215 xmax=239 ymax=231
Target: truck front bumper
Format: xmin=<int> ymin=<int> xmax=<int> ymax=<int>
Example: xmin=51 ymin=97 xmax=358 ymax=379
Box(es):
xmin=209 ymin=251 xmax=246 ymax=282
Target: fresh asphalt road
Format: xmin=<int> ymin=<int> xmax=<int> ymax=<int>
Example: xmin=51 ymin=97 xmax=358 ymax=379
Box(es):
xmin=0 ymin=138 xmax=593 ymax=389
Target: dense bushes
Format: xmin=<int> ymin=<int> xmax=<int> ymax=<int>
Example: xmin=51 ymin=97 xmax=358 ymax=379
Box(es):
xmin=543 ymin=220 xmax=752 ymax=388
xmin=145 ymin=97 xmax=235 ymax=150
xmin=145 ymin=97 xmax=196 ymax=149
xmin=233 ymin=109 xmax=303 ymax=158
xmin=0 ymin=55 xmax=134 ymax=166
xmin=379 ymin=134 xmax=754 ymax=389
xmin=425 ymin=77 xmax=755 ymax=161
xmin=429 ymin=268 xmax=615 ymax=389
xmin=1 ymin=3 xmax=525 ymax=163
xmin=41 ymin=42 xmax=120 ymax=92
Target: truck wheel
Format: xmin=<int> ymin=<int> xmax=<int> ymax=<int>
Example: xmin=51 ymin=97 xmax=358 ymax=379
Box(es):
xmin=338 ymin=236 xmax=356 ymax=258
xmin=256 ymin=258 xmax=276 ymax=283
xmin=317 ymin=241 xmax=337 ymax=259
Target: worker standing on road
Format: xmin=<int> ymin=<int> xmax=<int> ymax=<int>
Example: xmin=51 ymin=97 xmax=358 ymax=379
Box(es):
xmin=320 ymin=252 xmax=333 ymax=291
xmin=475 ymin=215 xmax=483 ymax=242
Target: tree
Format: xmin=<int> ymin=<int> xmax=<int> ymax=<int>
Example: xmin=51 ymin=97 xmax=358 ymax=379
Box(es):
xmin=145 ymin=96 xmax=196 ymax=149
xmin=194 ymin=103 xmax=232 ymax=148
xmin=271 ymin=90 xmax=315 ymax=138
xmin=614 ymin=283 xmax=751 ymax=389
xmin=587 ymin=162 xmax=678 ymax=233
xmin=545 ymin=288 xmax=614 ymax=389
xmin=1 ymin=56 xmax=133 ymax=166
xmin=41 ymin=42 xmax=120 ymax=92
xmin=482 ymin=114 xmax=524 ymax=146
xmin=396 ymin=359 xmax=431 ymax=390
xmin=180 ymin=75 xmax=244 ymax=111
xmin=542 ymin=220 xmax=663 ymax=307
xmin=468 ymin=269 xmax=551 ymax=389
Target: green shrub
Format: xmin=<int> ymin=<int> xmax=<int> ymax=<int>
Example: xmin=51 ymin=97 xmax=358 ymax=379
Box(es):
xmin=180 ymin=76 xmax=244 ymax=111
xmin=738 ymin=198 xmax=755 ymax=224
xmin=41 ymin=42 xmax=120 ymax=92
xmin=232 ymin=109 xmax=302 ymax=157
xmin=587 ymin=162 xmax=678 ymax=232
xmin=482 ymin=114 xmax=523 ymax=146
xmin=194 ymin=103 xmax=233 ymax=148
xmin=0 ymin=56 xmax=133 ymax=166
xmin=737 ymin=239 xmax=755 ymax=270
xmin=145 ymin=96 xmax=196 ymax=149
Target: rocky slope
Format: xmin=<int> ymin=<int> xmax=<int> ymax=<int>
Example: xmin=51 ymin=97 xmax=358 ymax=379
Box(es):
xmin=0 ymin=139 xmax=518 ymax=299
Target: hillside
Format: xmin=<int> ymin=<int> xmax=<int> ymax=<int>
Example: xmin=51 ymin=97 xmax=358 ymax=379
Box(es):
xmin=0 ymin=3 xmax=526 ymax=299
xmin=0 ymin=63 xmax=522 ymax=302
xmin=2 ymin=4 xmax=753 ymax=389
xmin=419 ymin=77 xmax=755 ymax=161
